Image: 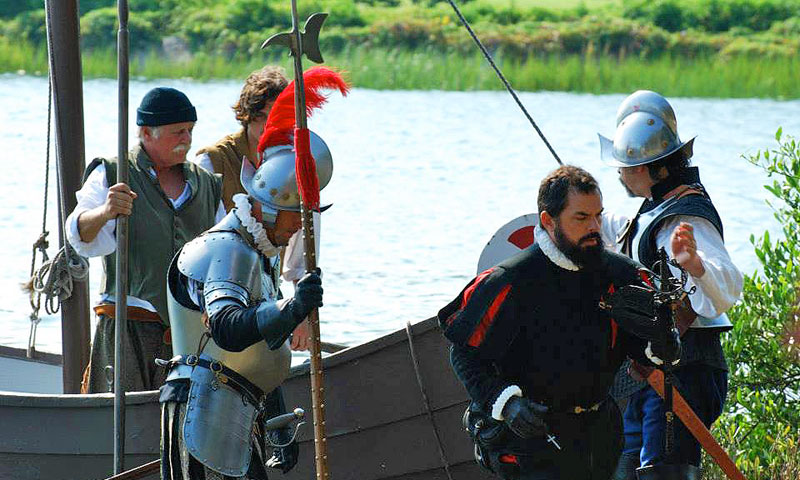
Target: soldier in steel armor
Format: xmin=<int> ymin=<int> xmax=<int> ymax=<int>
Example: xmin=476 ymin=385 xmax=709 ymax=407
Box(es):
xmin=439 ymin=166 xmax=680 ymax=480
xmin=598 ymin=91 xmax=743 ymax=478
xmin=159 ymin=131 xmax=333 ymax=480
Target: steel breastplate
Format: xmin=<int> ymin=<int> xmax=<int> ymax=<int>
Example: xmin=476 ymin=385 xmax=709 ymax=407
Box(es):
xmin=626 ymin=198 xmax=732 ymax=331
xmin=166 ymin=280 xmax=291 ymax=395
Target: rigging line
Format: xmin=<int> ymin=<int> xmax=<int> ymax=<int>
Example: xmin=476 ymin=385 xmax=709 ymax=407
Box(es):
xmin=31 ymin=2 xmax=89 ymax=318
xmin=444 ymin=0 xmax=562 ymax=166
xmin=26 ymin=57 xmax=56 ymax=356
xmin=405 ymin=322 xmax=455 ymax=480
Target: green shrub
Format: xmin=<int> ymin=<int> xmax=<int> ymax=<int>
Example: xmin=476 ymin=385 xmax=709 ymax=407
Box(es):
xmin=651 ymin=1 xmax=685 ymax=32
xmin=225 ymin=0 xmax=280 ymax=32
xmin=0 ymin=0 xmax=40 ymax=19
xmin=715 ymin=129 xmax=800 ymax=478
xmin=623 ymin=0 xmax=799 ymax=33
xmin=4 ymin=9 xmax=46 ymax=44
xmin=79 ymin=7 xmax=161 ymax=51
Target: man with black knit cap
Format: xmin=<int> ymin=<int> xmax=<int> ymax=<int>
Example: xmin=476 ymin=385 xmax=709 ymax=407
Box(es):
xmin=66 ymin=87 xmax=224 ymax=393
xmin=439 ymin=165 xmax=680 ymax=480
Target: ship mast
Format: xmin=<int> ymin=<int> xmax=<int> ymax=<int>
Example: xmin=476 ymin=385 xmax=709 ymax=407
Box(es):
xmin=43 ymin=0 xmax=91 ymax=394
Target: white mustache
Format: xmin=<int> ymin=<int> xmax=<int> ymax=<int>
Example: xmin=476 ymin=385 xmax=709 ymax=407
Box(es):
xmin=172 ymin=144 xmax=189 ymax=154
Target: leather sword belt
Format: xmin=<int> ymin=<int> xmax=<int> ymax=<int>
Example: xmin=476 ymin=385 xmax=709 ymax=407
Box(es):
xmin=544 ymin=399 xmax=605 ymax=415
xmin=93 ymin=304 xmax=171 ymax=344
xmin=168 ymin=354 xmax=265 ymax=407
xmin=567 ymin=401 xmax=603 ymax=414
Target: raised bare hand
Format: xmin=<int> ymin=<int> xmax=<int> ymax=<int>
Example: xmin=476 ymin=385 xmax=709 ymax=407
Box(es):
xmin=670 ymin=222 xmax=704 ymax=277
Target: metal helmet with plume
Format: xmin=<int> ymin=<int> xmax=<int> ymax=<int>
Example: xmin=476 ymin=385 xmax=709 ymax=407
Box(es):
xmin=240 ymin=66 xmax=349 ymax=222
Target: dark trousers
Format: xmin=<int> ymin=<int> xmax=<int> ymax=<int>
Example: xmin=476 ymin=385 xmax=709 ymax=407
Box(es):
xmin=614 ymin=365 xmax=727 ymax=479
xmin=85 ymin=314 xmax=171 ymax=393
xmin=487 ymin=399 xmax=623 ymax=480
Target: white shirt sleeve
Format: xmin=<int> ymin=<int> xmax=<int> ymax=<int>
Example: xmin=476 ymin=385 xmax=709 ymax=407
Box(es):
xmin=193 ymin=152 xmax=215 ymax=173
xmin=602 ymin=211 xmax=629 ymax=252
xmin=65 ymin=164 xmax=118 ymax=257
xmin=282 ymin=211 xmax=321 ymax=283
xmin=214 ymin=200 xmax=226 ymax=223
xmin=654 ymin=216 xmax=743 ymax=318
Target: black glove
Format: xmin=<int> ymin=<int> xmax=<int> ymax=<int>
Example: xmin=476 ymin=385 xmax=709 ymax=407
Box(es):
xmin=601 ymin=284 xmax=659 ymax=341
xmin=265 ymin=427 xmax=299 ymax=473
xmin=647 ymin=327 xmax=681 ymax=366
xmin=290 ymin=269 xmax=323 ymax=321
xmin=501 ymin=396 xmax=548 ymax=439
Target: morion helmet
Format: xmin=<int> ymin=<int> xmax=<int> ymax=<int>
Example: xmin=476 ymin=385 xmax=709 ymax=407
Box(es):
xmin=240 ymin=66 xmax=349 ymax=223
xmin=240 ymin=131 xmax=333 ymax=219
xmin=598 ymin=90 xmax=694 ymax=168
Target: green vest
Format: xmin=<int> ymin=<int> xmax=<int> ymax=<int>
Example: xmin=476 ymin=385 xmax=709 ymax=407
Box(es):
xmin=87 ymin=144 xmax=222 ymax=325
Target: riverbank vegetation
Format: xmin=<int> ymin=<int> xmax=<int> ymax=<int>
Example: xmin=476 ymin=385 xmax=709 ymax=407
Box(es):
xmin=1 ymin=0 xmax=799 ymax=97
xmin=707 ymin=130 xmax=800 ymax=479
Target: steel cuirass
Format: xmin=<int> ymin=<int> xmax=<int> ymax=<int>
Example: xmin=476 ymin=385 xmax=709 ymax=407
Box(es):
xmin=167 ymin=212 xmax=292 ymax=393
xmin=165 ymin=212 xmax=292 ymax=475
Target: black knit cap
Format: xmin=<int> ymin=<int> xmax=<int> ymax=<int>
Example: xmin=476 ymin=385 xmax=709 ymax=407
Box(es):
xmin=136 ymin=87 xmax=197 ymax=126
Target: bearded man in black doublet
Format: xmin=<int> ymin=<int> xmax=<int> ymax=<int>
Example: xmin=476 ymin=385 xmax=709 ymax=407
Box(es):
xmin=439 ymin=166 xmax=678 ymax=480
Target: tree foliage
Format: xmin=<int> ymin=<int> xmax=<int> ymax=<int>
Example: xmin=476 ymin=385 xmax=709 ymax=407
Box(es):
xmin=715 ymin=129 xmax=800 ymax=477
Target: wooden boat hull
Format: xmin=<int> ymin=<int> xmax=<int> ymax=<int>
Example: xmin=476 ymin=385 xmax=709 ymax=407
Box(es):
xmin=0 ymin=318 xmax=493 ymax=480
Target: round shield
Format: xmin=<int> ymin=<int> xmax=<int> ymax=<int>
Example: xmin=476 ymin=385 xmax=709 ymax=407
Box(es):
xmin=476 ymin=213 xmax=539 ymax=274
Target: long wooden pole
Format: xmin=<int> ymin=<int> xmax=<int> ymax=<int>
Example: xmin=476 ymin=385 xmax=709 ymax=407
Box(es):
xmin=114 ymin=0 xmax=130 ymax=474
xmin=43 ymin=0 xmax=91 ymax=395
xmin=291 ymin=2 xmax=329 ymax=478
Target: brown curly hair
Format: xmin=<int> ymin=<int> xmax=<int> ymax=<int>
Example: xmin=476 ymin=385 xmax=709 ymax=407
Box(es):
xmin=232 ymin=65 xmax=289 ymax=127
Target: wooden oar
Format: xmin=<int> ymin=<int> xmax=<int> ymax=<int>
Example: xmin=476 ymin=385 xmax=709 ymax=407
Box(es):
xmin=103 ymin=459 xmax=159 ymax=480
xmin=647 ymin=369 xmax=747 ymax=480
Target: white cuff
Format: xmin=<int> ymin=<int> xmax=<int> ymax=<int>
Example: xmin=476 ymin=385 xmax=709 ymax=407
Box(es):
xmin=645 ymin=341 xmax=679 ymax=366
xmin=491 ymin=385 xmax=523 ymax=421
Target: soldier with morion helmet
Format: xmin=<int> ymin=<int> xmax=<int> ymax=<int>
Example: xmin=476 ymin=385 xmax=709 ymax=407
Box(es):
xmin=598 ymin=90 xmax=743 ymax=479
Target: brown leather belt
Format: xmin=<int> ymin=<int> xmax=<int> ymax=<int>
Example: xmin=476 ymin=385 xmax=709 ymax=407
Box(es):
xmin=93 ymin=304 xmax=161 ymax=322
xmin=93 ymin=304 xmax=171 ymax=344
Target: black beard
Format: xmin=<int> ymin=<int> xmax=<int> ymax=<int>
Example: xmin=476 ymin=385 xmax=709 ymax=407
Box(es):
xmin=553 ymin=224 xmax=604 ymax=269
xmin=619 ymin=176 xmax=637 ymax=198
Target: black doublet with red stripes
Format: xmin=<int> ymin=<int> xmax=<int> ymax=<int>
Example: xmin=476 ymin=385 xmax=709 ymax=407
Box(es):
xmin=439 ymin=244 xmax=650 ymax=412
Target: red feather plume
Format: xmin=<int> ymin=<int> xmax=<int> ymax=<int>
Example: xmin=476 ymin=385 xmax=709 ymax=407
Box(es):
xmin=256 ymin=66 xmax=350 ymax=164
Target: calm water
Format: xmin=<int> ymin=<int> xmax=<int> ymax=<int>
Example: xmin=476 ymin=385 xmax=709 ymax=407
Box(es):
xmin=2 ymin=74 xmax=798 ymax=356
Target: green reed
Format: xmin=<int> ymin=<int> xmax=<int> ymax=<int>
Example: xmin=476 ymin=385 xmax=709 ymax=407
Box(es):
xmin=2 ymin=41 xmax=797 ymax=99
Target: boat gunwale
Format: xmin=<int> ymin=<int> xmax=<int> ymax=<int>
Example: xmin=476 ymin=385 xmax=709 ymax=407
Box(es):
xmin=0 ymin=317 xmax=441 ymax=407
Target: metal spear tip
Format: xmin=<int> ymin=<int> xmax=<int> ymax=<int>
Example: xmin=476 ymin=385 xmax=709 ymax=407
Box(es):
xmin=260 ymin=12 xmax=328 ymax=64
xmin=261 ymin=32 xmax=292 ymax=50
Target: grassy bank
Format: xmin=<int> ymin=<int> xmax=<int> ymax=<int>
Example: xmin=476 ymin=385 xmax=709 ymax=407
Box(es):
xmin=3 ymin=40 xmax=798 ymax=99
xmin=2 ymin=0 xmax=799 ymax=97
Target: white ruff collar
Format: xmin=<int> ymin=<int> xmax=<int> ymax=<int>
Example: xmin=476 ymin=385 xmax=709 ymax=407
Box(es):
xmin=232 ymin=194 xmax=281 ymax=258
xmin=535 ymin=226 xmax=580 ymax=271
